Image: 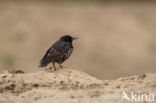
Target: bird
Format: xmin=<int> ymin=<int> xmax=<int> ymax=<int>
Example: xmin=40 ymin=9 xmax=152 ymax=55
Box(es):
xmin=39 ymin=35 xmax=77 ymax=70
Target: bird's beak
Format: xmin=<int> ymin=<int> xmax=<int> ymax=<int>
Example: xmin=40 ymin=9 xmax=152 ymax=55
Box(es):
xmin=72 ymin=37 xmax=78 ymax=40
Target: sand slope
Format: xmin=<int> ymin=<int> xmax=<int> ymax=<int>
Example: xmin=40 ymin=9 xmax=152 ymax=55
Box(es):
xmin=0 ymin=68 xmax=156 ymax=103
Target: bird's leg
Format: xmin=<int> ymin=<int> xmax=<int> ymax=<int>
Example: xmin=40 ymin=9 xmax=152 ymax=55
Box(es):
xmin=52 ymin=62 xmax=57 ymax=71
xmin=58 ymin=63 xmax=63 ymax=69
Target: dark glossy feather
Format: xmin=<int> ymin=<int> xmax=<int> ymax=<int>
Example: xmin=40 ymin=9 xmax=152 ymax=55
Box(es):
xmin=39 ymin=39 xmax=73 ymax=67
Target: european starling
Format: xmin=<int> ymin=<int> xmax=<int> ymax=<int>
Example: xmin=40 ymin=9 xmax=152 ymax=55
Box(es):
xmin=39 ymin=35 xmax=77 ymax=70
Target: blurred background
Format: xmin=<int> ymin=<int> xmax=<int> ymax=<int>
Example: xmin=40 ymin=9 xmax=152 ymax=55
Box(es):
xmin=0 ymin=0 xmax=156 ymax=79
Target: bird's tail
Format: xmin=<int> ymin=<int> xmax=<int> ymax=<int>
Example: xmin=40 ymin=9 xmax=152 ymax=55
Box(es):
xmin=38 ymin=56 xmax=51 ymax=67
xmin=39 ymin=47 xmax=51 ymax=68
xmin=38 ymin=63 xmax=48 ymax=67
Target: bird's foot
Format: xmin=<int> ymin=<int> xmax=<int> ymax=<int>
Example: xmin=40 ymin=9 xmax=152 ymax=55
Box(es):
xmin=58 ymin=64 xmax=63 ymax=69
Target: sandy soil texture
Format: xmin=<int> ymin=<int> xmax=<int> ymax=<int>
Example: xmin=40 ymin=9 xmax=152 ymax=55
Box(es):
xmin=0 ymin=68 xmax=155 ymax=103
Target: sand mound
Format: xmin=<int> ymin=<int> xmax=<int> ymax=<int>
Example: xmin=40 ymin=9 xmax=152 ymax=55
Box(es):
xmin=0 ymin=68 xmax=156 ymax=103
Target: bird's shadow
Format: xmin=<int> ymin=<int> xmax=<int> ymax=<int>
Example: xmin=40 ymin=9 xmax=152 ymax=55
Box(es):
xmin=44 ymin=66 xmax=68 ymax=73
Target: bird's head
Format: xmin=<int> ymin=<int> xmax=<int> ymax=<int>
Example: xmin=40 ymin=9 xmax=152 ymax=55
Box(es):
xmin=60 ymin=35 xmax=78 ymax=43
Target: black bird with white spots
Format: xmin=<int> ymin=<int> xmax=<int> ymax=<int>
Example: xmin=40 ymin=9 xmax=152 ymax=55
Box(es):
xmin=39 ymin=35 xmax=77 ymax=70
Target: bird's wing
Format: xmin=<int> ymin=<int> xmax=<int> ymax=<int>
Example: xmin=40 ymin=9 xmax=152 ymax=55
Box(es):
xmin=39 ymin=41 xmax=72 ymax=66
xmin=50 ymin=42 xmax=72 ymax=57
xmin=43 ymin=42 xmax=71 ymax=59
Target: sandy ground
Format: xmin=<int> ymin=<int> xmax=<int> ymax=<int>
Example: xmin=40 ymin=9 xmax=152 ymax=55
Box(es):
xmin=0 ymin=68 xmax=155 ymax=103
xmin=0 ymin=2 xmax=155 ymax=102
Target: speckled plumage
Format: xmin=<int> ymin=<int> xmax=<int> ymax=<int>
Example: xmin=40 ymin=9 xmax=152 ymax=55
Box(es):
xmin=39 ymin=35 xmax=77 ymax=70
